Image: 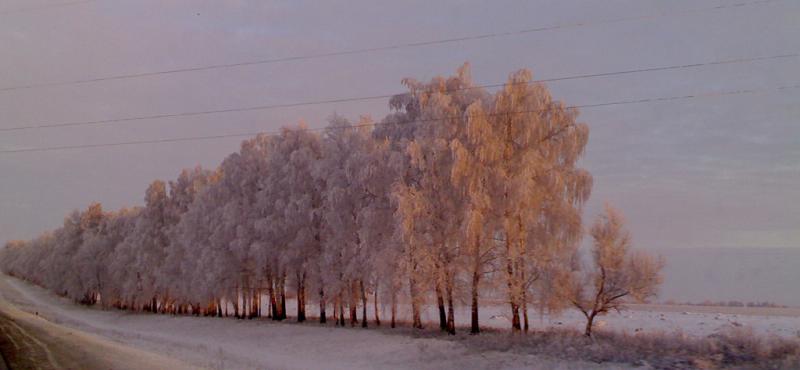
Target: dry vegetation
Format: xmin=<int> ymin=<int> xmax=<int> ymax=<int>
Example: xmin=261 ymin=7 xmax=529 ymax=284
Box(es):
xmin=392 ymin=325 xmax=800 ymax=369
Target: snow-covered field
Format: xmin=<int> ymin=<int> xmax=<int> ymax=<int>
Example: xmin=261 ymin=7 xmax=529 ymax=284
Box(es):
xmin=2 ymin=274 xmax=799 ymax=369
xmin=485 ymin=303 xmax=800 ymax=339
xmin=284 ymin=299 xmax=800 ymax=340
xmin=283 ymin=296 xmax=800 ymax=340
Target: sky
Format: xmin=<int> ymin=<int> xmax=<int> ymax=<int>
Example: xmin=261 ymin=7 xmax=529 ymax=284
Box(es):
xmin=0 ymin=0 xmax=798 ymax=250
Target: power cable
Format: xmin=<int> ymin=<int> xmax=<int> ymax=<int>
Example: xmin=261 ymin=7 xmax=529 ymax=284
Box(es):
xmin=2 ymin=52 xmax=795 ymax=133
xmin=2 ymin=83 xmax=796 ymax=155
xmin=0 ymin=0 xmax=784 ymax=92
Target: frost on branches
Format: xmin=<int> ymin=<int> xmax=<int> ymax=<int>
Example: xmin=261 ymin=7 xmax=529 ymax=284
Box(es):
xmin=0 ymin=64 xmax=662 ymax=336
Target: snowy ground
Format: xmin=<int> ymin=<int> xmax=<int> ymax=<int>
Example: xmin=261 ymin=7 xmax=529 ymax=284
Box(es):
xmin=0 ymin=299 xmax=193 ymax=370
xmin=475 ymin=302 xmax=800 ymax=339
xmin=0 ymin=275 xmax=619 ymax=370
xmin=284 ymin=297 xmax=800 ymax=340
xmin=1 ymin=274 xmax=798 ymax=369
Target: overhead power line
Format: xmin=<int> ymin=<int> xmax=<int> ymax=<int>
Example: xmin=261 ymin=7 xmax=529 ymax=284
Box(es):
xmin=2 ymin=52 xmax=796 ymax=133
xmin=2 ymin=83 xmax=797 ymax=155
xmin=0 ymin=0 xmax=783 ymax=93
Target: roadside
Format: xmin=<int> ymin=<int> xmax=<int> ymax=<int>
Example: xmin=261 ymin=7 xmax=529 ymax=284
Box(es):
xmin=1 ymin=273 xmax=798 ymax=369
xmin=0 ymin=285 xmax=195 ymax=370
xmin=0 ymin=274 xmax=620 ymax=370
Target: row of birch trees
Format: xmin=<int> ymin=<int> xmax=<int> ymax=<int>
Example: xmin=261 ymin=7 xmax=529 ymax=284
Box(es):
xmin=0 ymin=64 xmax=662 ymax=336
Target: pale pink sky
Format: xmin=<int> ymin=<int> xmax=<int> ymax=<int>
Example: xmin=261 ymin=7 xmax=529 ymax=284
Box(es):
xmin=1 ymin=0 xmax=798 ymax=249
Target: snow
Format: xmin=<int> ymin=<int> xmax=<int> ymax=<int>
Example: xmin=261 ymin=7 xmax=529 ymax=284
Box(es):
xmin=374 ymin=300 xmax=800 ymax=339
xmin=0 ymin=287 xmax=194 ymax=369
xmin=0 ymin=274 xmax=620 ymax=370
xmin=3 ymin=273 xmax=799 ymax=369
xmin=516 ymin=305 xmax=800 ymax=339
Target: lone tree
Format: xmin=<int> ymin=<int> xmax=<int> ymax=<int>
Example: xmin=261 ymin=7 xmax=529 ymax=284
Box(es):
xmin=570 ymin=205 xmax=664 ymax=337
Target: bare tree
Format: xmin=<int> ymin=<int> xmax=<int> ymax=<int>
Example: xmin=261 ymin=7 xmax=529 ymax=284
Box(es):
xmin=570 ymin=205 xmax=664 ymax=337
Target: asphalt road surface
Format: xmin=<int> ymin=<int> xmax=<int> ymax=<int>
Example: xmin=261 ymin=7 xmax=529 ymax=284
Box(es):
xmin=0 ymin=283 xmax=193 ymax=370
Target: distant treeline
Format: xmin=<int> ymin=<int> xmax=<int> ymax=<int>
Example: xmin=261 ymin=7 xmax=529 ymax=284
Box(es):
xmin=664 ymin=300 xmax=789 ymax=308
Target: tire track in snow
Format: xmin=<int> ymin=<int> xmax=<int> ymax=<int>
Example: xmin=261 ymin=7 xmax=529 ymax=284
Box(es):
xmin=4 ymin=316 xmax=61 ymax=368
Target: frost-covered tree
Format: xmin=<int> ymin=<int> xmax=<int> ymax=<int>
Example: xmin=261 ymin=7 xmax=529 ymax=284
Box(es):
xmin=314 ymin=116 xmax=396 ymax=327
xmin=134 ymin=181 xmax=171 ymax=311
xmin=161 ymin=166 xmax=217 ymax=312
xmin=316 ymin=116 xmax=369 ymax=326
xmin=77 ymin=207 xmax=139 ymax=306
xmin=43 ymin=203 xmax=106 ymax=301
xmin=489 ymin=69 xmax=592 ymax=332
xmin=353 ymin=127 xmax=400 ymax=328
xmin=449 ymin=102 xmax=497 ymax=334
xmin=175 ymin=169 xmax=234 ymax=315
xmin=0 ymin=64 xmax=645 ymax=340
xmin=393 ymin=64 xmax=486 ymax=332
xmin=569 ymin=205 xmax=664 ymax=337
xmin=0 ymin=240 xmax=32 ymax=279
xmin=278 ymin=126 xmax=324 ymax=323
xmin=222 ymin=136 xmax=274 ymax=318
xmin=253 ymin=126 xmax=322 ymax=321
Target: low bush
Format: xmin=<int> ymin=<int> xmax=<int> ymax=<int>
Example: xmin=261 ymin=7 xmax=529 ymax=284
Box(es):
xmin=448 ymin=326 xmax=800 ymax=369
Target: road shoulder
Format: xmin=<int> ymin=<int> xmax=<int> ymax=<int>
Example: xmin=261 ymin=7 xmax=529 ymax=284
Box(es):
xmin=0 ymin=294 xmax=195 ymax=370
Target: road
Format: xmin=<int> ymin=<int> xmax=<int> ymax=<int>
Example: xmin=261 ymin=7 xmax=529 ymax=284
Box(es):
xmin=0 ymin=283 xmax=194 ymax=370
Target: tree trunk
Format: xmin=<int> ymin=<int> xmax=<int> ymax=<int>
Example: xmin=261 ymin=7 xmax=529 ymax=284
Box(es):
xmin=279 ymin=274 xmax=287 ymax=320
xmin=446 ymin=279 xmax=456 ymax=335
xmin=338 ymin=295 xmax=345 ymax=327
xmin=333 ymin=298 xmax=338 ymax=326
xmin=390 ymin=288 xmax=397 ymax=329
xmin=510 ymin=300 xmax=521 ymax=332
xmin=522 ymin=290 xmax=529 ymax=333
xmin=244 ymin=291 xmax=250 ymax=319
xmin=409 ymin=274 xmax=423 ymax=329
xmin=470 ymin=268 xmax=480 ymax=334
xmin=373 ymin=286 xmax=381 ymax=326
xmin=349 ymin=287 xmax=357 ymax=327
xmin=360 ymin=280 xmax=368 ymax=328
xmin=506 ymin=239 xmax=521 ymax=332
xmin=470 ymin=239 xmax=481 ymax=334
xmin=233 ymin=294 xmax=240 ymax=319
xmin=252 ymin=292 xmax=257 ymax=318
xmin=319 ymin=286 xmax=327 ymax=324
xmin=268 ymin=276 xmax=277 ymax=320
xmin=585 ymin=312 xmax=596 ymax=337
xmin=334 ymin=294 xmax=340 ymax=326
xmin=247 ymin=292 xmax=251 ymax=318
xmin=253 ymin=290 xmax=259 ymax=318
xmin=297 ymin=271 xmax=306 ymax=322
xmin=436 ymin=281 xmax=447 ymax=331
xmin=242 ymin=293 xmax=247 ymax=319
xmin=250 ymin=291 xmax=255 ymax=319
